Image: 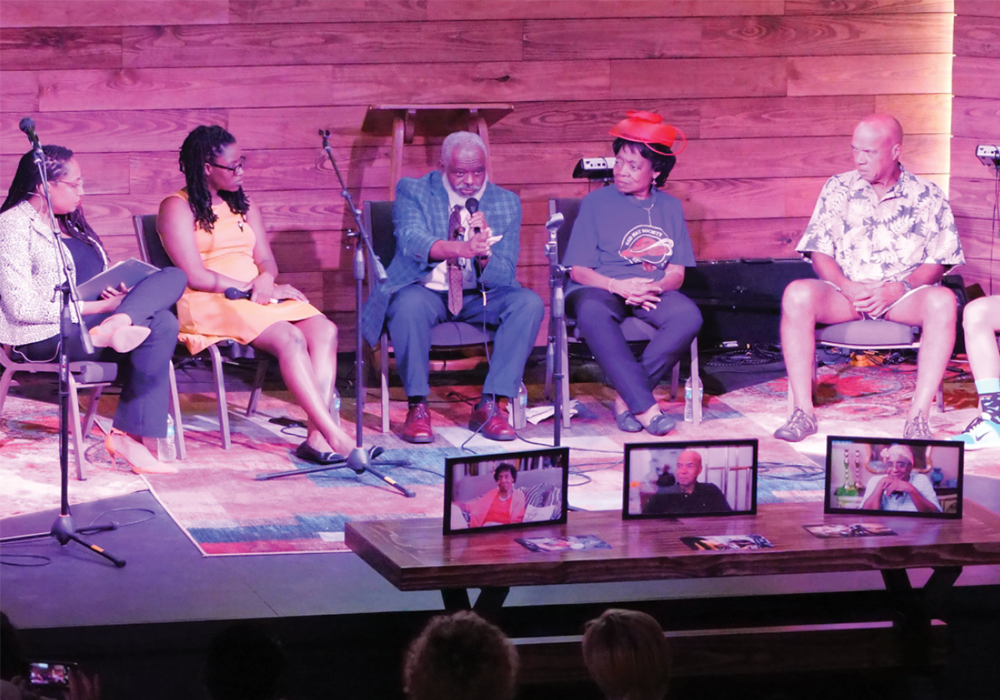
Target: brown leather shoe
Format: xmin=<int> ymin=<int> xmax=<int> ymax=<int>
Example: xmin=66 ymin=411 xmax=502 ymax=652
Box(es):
xmin=401 ymin=403 xmax=434 ymax=444
xmin=469 ymin=399 xmax=516 ymax=441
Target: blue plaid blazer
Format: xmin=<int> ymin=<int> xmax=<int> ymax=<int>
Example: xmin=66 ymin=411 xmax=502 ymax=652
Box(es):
xmin=361 ymin=170 xmax=523 ymax=348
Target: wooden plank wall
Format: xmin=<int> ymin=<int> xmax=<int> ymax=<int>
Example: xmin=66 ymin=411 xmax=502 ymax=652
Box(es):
xmin=0 ymin=0 xmax=964 ymax=351
xmin=950 ymin=0 xmax=1000 ymax=295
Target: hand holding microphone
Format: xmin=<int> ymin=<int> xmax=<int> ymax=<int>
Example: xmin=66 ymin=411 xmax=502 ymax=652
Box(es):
xmin=464 ymin=198 xmax=500 ymax=258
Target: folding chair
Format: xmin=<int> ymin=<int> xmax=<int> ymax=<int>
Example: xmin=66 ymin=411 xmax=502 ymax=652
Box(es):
xmin=0 ymin=345 xmax=185 ymax=480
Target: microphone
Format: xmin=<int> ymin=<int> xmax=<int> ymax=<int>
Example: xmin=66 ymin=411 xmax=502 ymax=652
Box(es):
xmin=19 ymin=117 xmax=41 ymax=150
xmin=465 ymin=198 xmax=481 ymax=233
xmin=225 ymin=287 xmax=285 ymax=304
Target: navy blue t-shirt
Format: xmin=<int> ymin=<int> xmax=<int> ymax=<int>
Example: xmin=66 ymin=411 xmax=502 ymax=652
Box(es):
xmin=563 ymin=185 xmax=695 ymax=294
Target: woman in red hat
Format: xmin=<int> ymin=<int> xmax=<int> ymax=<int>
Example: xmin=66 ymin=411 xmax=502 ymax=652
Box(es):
xmin=562 ymin=112 xmax=702 ymax=435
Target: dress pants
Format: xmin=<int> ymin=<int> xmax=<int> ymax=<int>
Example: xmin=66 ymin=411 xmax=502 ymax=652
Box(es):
xmin=385 ymin=284 xmax=544 ymax=399
xmin=566 ymin=286 xmax=702 ymax=415
xmin=14 ymin=268 xmax=187 ymax=438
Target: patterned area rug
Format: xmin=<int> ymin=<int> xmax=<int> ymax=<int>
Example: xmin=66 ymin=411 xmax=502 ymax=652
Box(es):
xmin=1 ymin=357 xmax=996 ymax=555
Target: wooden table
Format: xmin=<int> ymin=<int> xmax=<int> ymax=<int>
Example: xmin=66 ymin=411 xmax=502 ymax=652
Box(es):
xmin=346 ymin=501 xmax=1000 ymax=609
xmin=348 ymin=501 xmax=1000 ymax=678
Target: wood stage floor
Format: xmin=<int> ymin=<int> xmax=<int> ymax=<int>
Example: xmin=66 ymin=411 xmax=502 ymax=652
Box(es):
xmin=2 ymin=354 xmax=1000 ymax=700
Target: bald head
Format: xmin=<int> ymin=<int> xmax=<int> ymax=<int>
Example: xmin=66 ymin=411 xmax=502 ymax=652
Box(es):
xmin=852 ymin=114 xmax=903 ymax=189
xmin=858 ymin=114 xmax=903 ymax=147
xmin=675 ymin=450 xmax=703 ymax=491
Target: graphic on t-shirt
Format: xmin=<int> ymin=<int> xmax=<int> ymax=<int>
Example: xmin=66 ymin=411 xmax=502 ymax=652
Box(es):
xmin=619 ymin=225 xmax=674 ymax=268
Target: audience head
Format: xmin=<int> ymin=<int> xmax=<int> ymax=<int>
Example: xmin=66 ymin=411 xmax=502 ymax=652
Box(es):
xmin=403 ymin=610 xmax=518 ymax=700
xmin=439 ymin=131 xmax=487 ymax=198
xmin=582 ymin=608 xmax=671 ymax=700
xmin=852 ymin=113 xmax=903 ymax=186
xmin=0 ymin=612 xmax=29 ymax=682
xmin=203 ymin=621 xmax=287 ymax=700
xmin=178 ymin=124 xmax=248 ymax=232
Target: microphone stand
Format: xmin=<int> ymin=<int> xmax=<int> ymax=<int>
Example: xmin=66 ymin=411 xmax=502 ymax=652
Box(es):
xmin=257 ymin=131 xmax=414 ymax=497
xmin=0 ymin=136 xmax=125 ymax=566
xmin=544 ymin=213 xmax=568 ymax=447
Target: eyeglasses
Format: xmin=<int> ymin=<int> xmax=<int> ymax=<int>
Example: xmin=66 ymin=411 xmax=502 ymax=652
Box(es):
xmin=884 ymin=460 xmax=913 ymax=470
xmin=55 ymin=179 xmax=84 ymax=192
xmin=209 ymin=156 xmax=246 ymax=174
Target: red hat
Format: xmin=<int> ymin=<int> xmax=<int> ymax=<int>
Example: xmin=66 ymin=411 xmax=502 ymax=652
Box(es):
xmin=610 ymin=110 xmax=687 ymax=156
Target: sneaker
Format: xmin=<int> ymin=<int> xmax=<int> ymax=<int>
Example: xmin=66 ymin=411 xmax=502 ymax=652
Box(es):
xmin=950 ymin=416 xmax=1000 ymax=450
xmin=903 ymin=414 xmax=933 ymax=440
xmin=774 ymin=408 xmax=818 ymax=442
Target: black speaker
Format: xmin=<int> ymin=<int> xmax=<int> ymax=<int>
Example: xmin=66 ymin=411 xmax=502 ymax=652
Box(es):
xmin=680 ymin=258 xmax=816 ymax=347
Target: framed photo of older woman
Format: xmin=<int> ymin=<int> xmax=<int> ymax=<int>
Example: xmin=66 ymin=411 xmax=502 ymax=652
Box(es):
xmin=824 ymin=436 xmax=964 ymax=519
xmin=444 ymin=447 xmax=569 ymax=535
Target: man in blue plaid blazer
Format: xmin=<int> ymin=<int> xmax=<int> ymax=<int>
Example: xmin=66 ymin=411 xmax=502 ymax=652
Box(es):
xmin=361 ymin=132 xmax=544 ymax=443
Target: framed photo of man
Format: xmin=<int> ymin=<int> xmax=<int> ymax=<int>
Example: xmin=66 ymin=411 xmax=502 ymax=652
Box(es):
xmin=443 ymin=447 xmax=569 ymax=535
xmin=824 ymin=436 xmax=964 ymax=519
xmin=623 ymin=440 xmax=758 ymax=519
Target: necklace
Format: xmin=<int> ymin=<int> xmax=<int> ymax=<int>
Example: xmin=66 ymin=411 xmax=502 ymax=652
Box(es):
xmin=635 ymin=191 xmax=655 ymax=225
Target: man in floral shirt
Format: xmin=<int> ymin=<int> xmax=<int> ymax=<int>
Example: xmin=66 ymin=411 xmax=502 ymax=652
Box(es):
xmin=775 ymin=114 xmax=964 ymax=442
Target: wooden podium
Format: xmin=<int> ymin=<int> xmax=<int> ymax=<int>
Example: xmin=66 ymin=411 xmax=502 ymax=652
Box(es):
xmin=362 ymin=104 xmax=513 ymax=198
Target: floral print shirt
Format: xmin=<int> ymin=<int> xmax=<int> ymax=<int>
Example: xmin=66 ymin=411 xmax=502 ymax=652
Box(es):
xmin=796 ymin=166 xmax=964 ymax=283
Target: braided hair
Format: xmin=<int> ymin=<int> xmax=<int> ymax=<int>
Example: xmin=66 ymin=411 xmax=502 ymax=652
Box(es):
xmin=1 ymin=145 xmax=106 ymax=263
xmin=178 ymin=125 xmax=249 ymax=233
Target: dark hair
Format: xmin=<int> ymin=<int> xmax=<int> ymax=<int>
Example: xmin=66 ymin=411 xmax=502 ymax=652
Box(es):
xmin=1 ymin=612 xmax=29 ymax=682
xmin=203 ymin=622 xmax=286 ymax=700
xmin=178 ymin=125 xmax=248 ymax=233
xmin=582 ymin=608 xmax=671 ymax=700
xmin=494 ymin=463 xmax=517 ymax=483
xmin=612 ymin=138 xmax=676 ymax=187
xmin=403 ymin=611 xmax=518 ymax=700
xmin=1 ymin=145 xmax=104 ymax=253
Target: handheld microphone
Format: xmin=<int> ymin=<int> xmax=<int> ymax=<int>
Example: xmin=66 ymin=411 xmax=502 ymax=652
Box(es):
xmin=224 ymin=287 xmax=250 ymax=300
xmin=465 ymin=198 xmax=481 ymax=234
xmin=19 ymin=117 xmax=41 ymax=150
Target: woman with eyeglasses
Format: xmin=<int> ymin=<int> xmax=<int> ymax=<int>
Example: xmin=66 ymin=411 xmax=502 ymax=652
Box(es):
xmin=157 ymin=125 xmax=353 ymax=462
xmin=0 ymin=145 xmax=187 ymax=474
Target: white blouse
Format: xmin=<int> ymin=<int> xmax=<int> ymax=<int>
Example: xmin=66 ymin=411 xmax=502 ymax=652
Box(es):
xmin=0 ymin=201 xmax=80 ymax=346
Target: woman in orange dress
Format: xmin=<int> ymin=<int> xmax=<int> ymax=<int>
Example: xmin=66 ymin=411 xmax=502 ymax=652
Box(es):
xmin=157 ymin=125 xmax=353 ymax=463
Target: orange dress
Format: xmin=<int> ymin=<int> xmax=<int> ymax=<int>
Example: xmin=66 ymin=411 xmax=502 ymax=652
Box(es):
xmin=167 ymin=191 xmax=321 ymax=355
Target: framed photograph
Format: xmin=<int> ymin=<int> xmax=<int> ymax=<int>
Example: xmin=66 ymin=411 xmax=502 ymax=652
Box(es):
xmin=823 ymin=436 xmax=963 ymax=519
xmin=443 ymin=447 xmax=569 ymax=535
xmin=623 ymin=440 xmax=758 ymax=519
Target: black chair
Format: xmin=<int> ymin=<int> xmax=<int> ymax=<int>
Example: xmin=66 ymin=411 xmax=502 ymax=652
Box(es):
xmin=363 ymin=201 xmax=527 ymax=433
xmin=545 ymin=198 xmax=701 ymax=428
xmin=133 ymin=214 xmax=269 ymax=449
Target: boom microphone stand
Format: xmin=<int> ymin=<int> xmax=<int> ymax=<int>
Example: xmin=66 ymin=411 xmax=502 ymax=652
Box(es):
xmin=0 ymin=120 xmax=125 ymax=566
xmin=257 ymin=130 xmax=414 ymax=497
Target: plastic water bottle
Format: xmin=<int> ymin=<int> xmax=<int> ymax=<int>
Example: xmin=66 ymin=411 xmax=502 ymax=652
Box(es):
xmin=684 ymin=376 xmax=702 ymax=422
xmin=330 ymin=387 xmax=341 ymax=427
xmin=512 ymin=382 xmax=528 ymax=429
xmin=158 ymin=414 xmax=177 ymax=462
